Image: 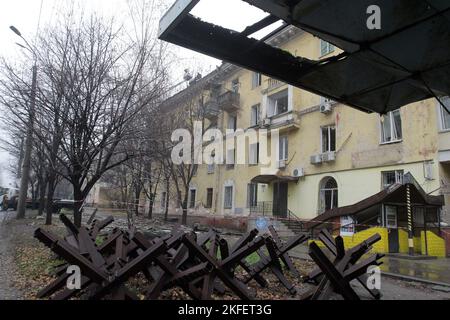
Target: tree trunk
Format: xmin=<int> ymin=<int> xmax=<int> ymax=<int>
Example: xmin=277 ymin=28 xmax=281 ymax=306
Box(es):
xmin=134 ymin=188 xmax=141 ymax=216
xmin=73 ymin=187 xmax=83 ymax=228
xmin=181 ymin=194 xmax=188 ymax=226
xmin=38 ymin=177 xmax=47 ymax=216
xmin=164 ymin=180 xmax=170 ymax=222
xmin=147 ymin=193 xmax=154 ymax=219
xmin=45 ymin=173 xmax=57 ymax=225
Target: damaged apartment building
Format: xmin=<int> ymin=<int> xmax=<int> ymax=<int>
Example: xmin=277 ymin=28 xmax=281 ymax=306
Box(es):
xmin=150 ymin=24 xmax=450 ymax=255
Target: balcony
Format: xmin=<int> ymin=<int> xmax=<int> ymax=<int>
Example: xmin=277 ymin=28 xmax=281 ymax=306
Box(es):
xmin=261 ymin=111 xmax=300 ymax=133
xmin=203 ymin=100 xmax=220 ymax=120
xmin=267 ymin=78 xmax=285 ymax=92
xmin=218 ymin=91 xmax=240 ymax=112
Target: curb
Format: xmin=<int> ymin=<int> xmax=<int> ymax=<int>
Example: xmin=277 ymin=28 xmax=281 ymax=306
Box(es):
xmin=381 ymin=271 xmax=450 ymax=288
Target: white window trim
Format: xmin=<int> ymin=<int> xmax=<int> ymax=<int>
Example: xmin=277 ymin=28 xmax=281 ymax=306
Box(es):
xmin=267 ymin=89 xmax=289 ymax=118
xmin=321 ymin=125 xmax=336 ymax=153
xmin=384 ymin=205 xmax=398 ymax=229
xmin=379 ymin=110 xmax=403 ymax=145
xmin=223 ymin=181 xmax=235 ymax=211
xmin=279 ymin=136 xmax=288 ymax=161
xmin=252 ymin=72 xmax=262 ymax=89
xmin=381 ymin=170 xmax=404 ymax=190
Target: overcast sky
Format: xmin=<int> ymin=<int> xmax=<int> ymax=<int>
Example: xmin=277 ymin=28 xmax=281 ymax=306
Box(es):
xmin=0 ymin=0 xmax=275 ymax=187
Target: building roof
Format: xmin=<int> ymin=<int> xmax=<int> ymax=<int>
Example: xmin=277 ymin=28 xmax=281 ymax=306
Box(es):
xmin=305 ymin=173 xmax=444 ymax=230
xmin=159 ymin=0 xmax=450 ymax=114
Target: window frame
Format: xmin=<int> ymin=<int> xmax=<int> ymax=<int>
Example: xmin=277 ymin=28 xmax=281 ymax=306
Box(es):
xmin=381 ymin=170 xmax=404 ymax=190
xmin=224 ymin=186 xmax=233 ymax=209
xmin=247 ymin=183 xmax=258 ymax=208
xmin=189 ymin=189 xmax=196 ymax=209
xmin=252 ymin=72 xmax=262 ymax=89
xmin=279 ymin=135 xmax=288 ymax=161
xmin=320 ymin=39 xmax=335 ymax=56
xmin=207 ymin=163 xmax=215 ymax=174
xmin=250 ymin=104 xmax=261 ymax=127
xmin=319 ymin=177 xmax=338 ymax=213
xmin=249 ymin=143 xmax=259 ymax=165
xmin=321 ymin=125 xmax=336 ymax=153
xmin=438 ymin=98 xmax=450 ymax=131
xmin=228 ymin=114 xmax=237 ymax=131
xmin=268 ymin=89 xmax=289 ymax=117
xmin=226 ymin=148 xmax=235 ymax=170
xmin=206 ymin=188 xmax=213 ymax=209
xmin=380 ymin=109 xmax=403 ymax=144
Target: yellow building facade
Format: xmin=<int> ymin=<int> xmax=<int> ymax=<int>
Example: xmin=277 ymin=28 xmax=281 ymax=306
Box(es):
xmin=156 ymin=26 xmax=450 ymax=227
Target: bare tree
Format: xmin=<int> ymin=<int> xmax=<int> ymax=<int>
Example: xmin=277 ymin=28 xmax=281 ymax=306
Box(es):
xmin=0 ymin=5 xmax=169 ymax=227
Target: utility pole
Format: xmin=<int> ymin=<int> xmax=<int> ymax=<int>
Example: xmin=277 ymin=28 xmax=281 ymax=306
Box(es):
xmin=10 ymin=26 xmax=37 ymax=219
xmin=16 ymin=65 xmax=37 ymax=219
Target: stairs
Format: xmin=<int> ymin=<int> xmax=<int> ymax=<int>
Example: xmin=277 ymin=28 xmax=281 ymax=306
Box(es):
xmin=280 ymin=219 xmax=309 ymax=236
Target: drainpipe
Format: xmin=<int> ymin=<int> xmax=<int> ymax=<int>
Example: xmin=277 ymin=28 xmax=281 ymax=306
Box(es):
xmin=406 ymin=184 xmax=414 ymax=255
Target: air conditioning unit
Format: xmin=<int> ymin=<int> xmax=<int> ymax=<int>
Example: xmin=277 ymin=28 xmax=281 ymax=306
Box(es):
xmin=261 ymin=118 xmax=271 ymax=127
xmin=277 ymin=160 xmax=286 ymax=169
xmin=424 ymin=161 xmax=434 ymax=180
xmin=320 ymin=102 xmax=332 ymax=114
xmin=310 ymin=154 xmax=323 ymax=165
xmin=293 ymin=168 xmax=305 ymax=178
xmin=322 ymin=151 xmax=336 ymax=162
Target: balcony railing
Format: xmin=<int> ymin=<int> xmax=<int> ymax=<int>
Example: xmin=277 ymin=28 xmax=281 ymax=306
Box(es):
xmin=267 ymin=78 xmax=285 ymax=91
xmin=203 ymin=100 xmax=220 ymax=120
xmin=218 ymin=91 xmax=240 ymax=112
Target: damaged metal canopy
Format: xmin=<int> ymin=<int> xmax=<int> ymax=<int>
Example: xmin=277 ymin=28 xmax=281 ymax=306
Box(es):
xmin=159 ymin=0 xmax=450 ymax=114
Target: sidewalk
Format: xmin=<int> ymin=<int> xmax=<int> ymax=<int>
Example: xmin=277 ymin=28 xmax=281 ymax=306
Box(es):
xmin=289 ymin=243 xmax=450 ymax=286
xmin=380 ymin=256 xmax=450 ymax=286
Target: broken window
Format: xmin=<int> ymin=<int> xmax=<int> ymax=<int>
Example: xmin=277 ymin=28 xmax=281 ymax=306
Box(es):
xmin=252 ymin=72 xmax=262 ymax=89
xmin=320 ymin=39 xmax=334 ymax=56
xmin=439 ymin=97 xmax=450 ymax=130
xmin=189 ymin=189 xmax=196 ymax=209
xmin=268 ymin=89 xmax=289 ymax=117
xmin=381 ymin=109 xmax=402 ymax=143
xmin=206 ymin=188 xmax=213 ymax=208
xmin=279 ymin=136 xmax=288 ymax=161
xmin=224 ymin=186 xmax=233 ymax=209
xmin=321 ymin=126 xmax=336 ymax=153
xmin=382 ymin=170 xmax=404 ymax=189
xmin=247 ymin=183 xmax=258 ymax=208
xmin=250 ymin=104 xmax=260 ymax=126
xmin=319 ymin=177 xmax=338 ymax=213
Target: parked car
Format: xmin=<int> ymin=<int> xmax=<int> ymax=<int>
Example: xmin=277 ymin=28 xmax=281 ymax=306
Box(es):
xmin=52 ymin=199 xmax=76 ymax=214
xmin=2 ymin=195 xmax=18 ymax=211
